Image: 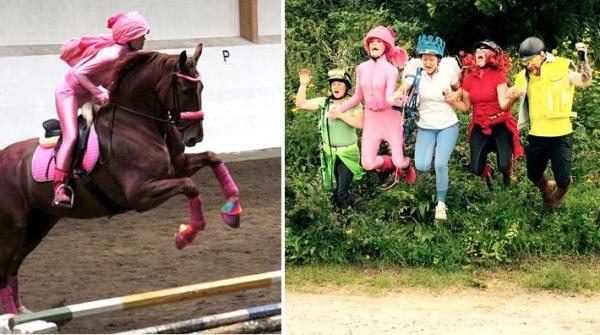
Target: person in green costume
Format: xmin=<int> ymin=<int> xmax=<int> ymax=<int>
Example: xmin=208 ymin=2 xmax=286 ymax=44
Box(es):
xmin=295 ymin=68 xmax=365 ymax=208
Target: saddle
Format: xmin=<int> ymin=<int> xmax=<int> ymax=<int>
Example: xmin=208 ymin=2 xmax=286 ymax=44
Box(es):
xmin=32 ymin=109 xmax=100 ymax=183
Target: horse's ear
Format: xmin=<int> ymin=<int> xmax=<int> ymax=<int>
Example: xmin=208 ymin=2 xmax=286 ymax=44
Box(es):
xmin=178 ymin=50 xmax=187 ymax=71
xmin=193 ymin=43 xmax=203 ymax=62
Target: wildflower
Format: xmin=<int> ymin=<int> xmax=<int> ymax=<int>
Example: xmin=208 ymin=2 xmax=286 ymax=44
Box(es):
xmin=551 ymin=49 xmax=558 ymax=56
xmin=572 ymin=51 xmax=578 ymax=57
xmin=308 ymin=83 xmax=315 ymax=88
xmin=346 ymin=228 xmax=353 ymax=236
xmin=291 ymin=107 xmax=299 ymax=114
xmin=365 ymin=255 xmax=370 ymax=260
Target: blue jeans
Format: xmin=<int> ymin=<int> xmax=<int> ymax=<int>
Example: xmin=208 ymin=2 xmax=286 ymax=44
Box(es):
xmin=414 ymin=123 xmax=459 ymax=203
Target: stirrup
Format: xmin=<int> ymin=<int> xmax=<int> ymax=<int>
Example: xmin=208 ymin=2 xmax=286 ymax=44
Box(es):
xmin=52 ymin=184 xmax=75 ymax=208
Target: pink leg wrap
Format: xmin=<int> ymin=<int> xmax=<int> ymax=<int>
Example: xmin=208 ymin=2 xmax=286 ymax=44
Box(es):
xmin=0 ymin=287 xmax=17 ymax=315
xmin=212 ymin=163 xmax=239 ymax=198
xmin=8 ymin=276 xmax=23 ymax=309
xmin=188 ymin=196 xmax=206 ymax=231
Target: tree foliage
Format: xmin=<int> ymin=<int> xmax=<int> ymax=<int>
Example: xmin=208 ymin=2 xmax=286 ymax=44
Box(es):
xmin=285 ymin=0 xmax=600 ymax=268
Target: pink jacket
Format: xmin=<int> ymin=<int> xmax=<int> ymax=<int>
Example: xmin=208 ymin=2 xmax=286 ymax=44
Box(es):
xmin=338 ymin=57 xmax=398 ymax=113
xmin=66 ymin=43 xmax=128 ymax=99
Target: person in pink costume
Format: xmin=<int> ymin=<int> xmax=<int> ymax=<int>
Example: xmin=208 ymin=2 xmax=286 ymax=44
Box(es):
xmin=332 ymin=26 xmax=415 ymax=186
xmin=53 ymin=11 xmax=150 ymax=207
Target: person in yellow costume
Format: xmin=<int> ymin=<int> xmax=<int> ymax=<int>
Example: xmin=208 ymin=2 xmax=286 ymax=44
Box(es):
xmin=507 ymin=36 xmax=593 ymax=209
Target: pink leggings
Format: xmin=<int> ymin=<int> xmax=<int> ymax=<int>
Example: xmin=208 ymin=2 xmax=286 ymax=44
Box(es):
xmin=361 ymin=108 xmax=409 ymax=171
xmin=54 ymin=81 xmax=88 ymax=171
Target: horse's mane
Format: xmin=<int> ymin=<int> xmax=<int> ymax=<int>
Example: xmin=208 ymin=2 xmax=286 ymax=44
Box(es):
xmin=110 ymin=51 xmax=175 ymax=97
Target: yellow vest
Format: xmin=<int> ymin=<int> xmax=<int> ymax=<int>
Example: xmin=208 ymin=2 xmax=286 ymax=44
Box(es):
xmin=514 ymin=56 xmax=575 ymax=136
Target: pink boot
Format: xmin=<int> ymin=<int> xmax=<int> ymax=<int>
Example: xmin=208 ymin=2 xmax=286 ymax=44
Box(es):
xmin=402 ymin=159 xmax=417 ymax=185
xmin=175 ymin=197 xmax=205 ymax=250
xmin=53 ymin=168 xmax=73 ymax=207
xmin=0 ymin=287 xmax=17 ymax=315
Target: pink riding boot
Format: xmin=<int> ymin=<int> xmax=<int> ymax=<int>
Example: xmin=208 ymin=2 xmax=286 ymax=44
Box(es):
xmin=53 ymin=168 xmax=73 ymax=207
xmin=402 ymin=159 xmax=417 ymax=185
xmin=0 ymin=287 xmax=17 ymax=315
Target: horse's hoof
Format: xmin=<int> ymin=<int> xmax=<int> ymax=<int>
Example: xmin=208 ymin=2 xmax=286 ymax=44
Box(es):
xmin=221 ymin=197 xmax=242 ymax=228
xmin=221 ymin=213 xmax=241 ymax=228
xmin=175 ymin=224 xmax=197 ymax=250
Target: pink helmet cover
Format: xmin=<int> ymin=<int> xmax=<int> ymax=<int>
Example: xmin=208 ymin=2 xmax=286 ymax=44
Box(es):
xmin=108 ymin=11 xmax=150 ymax=45
xmin=363 ymin=26 xmax=408 ymax=68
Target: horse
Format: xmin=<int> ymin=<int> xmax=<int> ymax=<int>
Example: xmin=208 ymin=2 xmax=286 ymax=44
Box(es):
xmin=0 ymin=43 xmax=242 ymax=315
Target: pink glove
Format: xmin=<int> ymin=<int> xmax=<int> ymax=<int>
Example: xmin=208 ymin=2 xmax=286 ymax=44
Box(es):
xmin=95 ymin=91 xmax=109 ymax=105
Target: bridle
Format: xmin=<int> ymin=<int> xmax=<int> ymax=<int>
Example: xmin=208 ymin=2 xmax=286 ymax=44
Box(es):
xmin=113 ymin=62 xmax=204 ymax=131
xmin=100 ymin=61 xmax=204 ymax=163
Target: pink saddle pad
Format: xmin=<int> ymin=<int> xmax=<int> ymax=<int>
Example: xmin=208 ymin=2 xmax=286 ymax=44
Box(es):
xmin=32 ymin=125 xmax=100 ymax=182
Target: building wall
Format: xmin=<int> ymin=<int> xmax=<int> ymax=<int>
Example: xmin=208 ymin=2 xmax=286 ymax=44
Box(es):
xmin=0 ymin=0 xmax=281 ymax=46
xmin=0 ymin=1 xmax=283 ymax=153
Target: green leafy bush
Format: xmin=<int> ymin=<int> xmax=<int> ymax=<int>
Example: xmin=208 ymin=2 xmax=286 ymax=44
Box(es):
xmin=285 ymin=0 xmax=600 ymax=270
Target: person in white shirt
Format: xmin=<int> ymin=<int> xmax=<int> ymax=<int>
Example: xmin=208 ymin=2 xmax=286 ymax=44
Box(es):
xmin=395 ymin=35 xmax=462 ymax=220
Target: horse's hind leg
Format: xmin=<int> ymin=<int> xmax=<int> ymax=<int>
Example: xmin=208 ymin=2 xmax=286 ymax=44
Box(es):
xmin=0 ymin=211 xmax=26 ymax=315
xmin=7 ymin=209 xmax=58 ymax=314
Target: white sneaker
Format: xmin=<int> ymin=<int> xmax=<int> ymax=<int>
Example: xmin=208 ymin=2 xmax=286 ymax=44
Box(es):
xmin=435 ymin=203 xmax=447 ymax=220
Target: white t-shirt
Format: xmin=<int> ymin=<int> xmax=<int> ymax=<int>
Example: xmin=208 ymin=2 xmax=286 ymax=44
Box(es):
xmin=403 ymin=57 xmax=460 ymax=130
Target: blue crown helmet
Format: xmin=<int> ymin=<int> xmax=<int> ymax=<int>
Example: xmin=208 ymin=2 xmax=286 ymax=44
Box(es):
xmin=416 ymin=35 xmax=445 ymax=57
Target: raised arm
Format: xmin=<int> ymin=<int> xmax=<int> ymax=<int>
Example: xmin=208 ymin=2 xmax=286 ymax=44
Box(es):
xmin=568 ymin=43 xmax=593 ymax=88
xmin=295 ymin=69 xmax=320 ymax=111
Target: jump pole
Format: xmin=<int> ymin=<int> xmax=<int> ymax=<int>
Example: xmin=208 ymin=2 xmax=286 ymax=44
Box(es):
xmin=8 ymin=271 xmax=281 ymax=330
xmin=116 ymin=303 xmax=281 ymax=334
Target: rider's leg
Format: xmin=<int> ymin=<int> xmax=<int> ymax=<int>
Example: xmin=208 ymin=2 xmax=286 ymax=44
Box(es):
xmin=433 ymin=123 xmax=459 ymax=205
xmin=470 ymin=124 xmax=494 ymax=190
xmin=493 ymin=123 xmax=515 ymax=187
xmin=53 ymin=90 xmax=79 ymax=206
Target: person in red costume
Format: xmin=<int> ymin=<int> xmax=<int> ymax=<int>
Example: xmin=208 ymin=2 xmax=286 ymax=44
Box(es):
xmin=453 ymin=40 xmax=523 ymax=189
xmin=330 ymin=26 xmax=415 ymax=187
xmin=53 ymin=12 xmax=150 ymax=207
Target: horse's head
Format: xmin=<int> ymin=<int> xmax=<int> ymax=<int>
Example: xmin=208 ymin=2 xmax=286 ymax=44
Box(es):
xmin=158 ymin=43 xmax=205 ymax=147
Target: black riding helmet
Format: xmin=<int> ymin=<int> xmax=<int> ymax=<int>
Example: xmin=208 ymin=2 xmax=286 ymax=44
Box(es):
xmin=518 ymin=37 xmax=545 ymax=61
xmin=474 ymin=40 xmax=500 ymax=54
xmin=327 ymin=69 xmax=352 ymax=90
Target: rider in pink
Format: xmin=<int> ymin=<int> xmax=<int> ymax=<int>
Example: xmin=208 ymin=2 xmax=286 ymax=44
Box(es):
xmin=335 ymin=26 xmax=416 ymax=184
xmin=53 ymin=12 xmax=150 ymax=207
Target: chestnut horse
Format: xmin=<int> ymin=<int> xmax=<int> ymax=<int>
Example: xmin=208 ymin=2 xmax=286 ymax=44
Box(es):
xmin=0 ymin=43 xmax=242 ymax=315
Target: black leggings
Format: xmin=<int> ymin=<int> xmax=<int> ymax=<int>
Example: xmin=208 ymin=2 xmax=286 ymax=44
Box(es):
xmin=470 ymin=123 xmax=514 ymax=176
xmin=333 ymin=157 xmax=354 ymax=206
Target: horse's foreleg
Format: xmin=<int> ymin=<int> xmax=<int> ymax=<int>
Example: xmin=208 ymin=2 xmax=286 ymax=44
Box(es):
xmin=176 ymin=151 xmax=242 ymax=228
xmin=175 ymin=151 xmax=222 ymax=177
xmin=128 ymin=178 xmax=206 ymax=250
xmin=211 ymin=163 xmax=241 ymax=228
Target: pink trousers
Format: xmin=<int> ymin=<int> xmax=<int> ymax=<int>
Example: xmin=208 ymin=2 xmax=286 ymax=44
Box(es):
xmin=54 ymin=75 xmax=90 ymax=171
xmin=361 ymin=108 xmax=409 ymax=171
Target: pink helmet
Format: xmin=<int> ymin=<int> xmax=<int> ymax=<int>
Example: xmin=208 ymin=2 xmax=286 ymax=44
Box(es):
xmin=363 ymin=26 xmax=408 ymax=68
xmin=364 ymin=26 xmax=396 ymax=60
xmin=108 ymin=11 xmax=150 ymax=45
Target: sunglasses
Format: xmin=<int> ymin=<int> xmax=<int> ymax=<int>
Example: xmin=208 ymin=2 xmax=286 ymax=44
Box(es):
xmin=521 ymin=54 xmax=541 ymax=66
xmin=475 ymin=47 xmax=493 ymax=54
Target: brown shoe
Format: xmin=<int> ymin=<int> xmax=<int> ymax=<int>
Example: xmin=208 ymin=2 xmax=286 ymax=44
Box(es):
xmin=551 ymin=177 xmax=573 ymax=209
